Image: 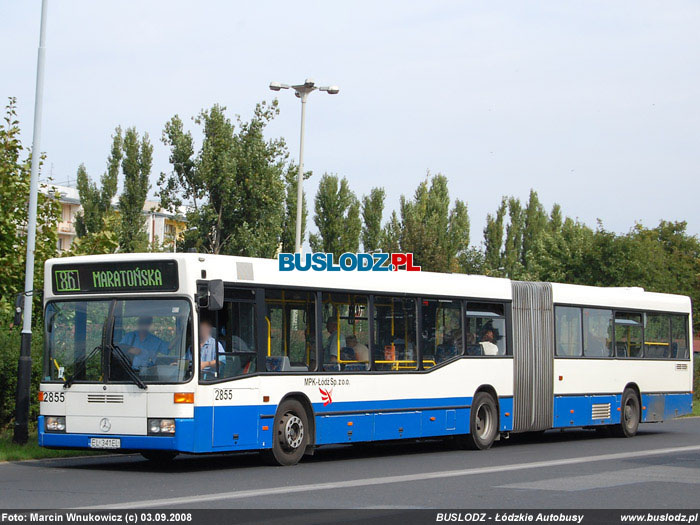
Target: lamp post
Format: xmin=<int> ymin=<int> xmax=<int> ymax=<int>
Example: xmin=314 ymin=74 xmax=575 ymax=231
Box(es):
xmin=269 ymin=79 xmax=339 ymax=253
xmin=14 ymin=0 xmax=49 ymax=445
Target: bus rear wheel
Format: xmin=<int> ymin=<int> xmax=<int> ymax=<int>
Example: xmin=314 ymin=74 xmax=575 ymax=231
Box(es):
xmin=261 ymin=399 xmax=309 ymax=466
xmin=614 ymin=389 xmax=640 ymax=438
xmin=460 ymin=391 xmax=499 ymax=450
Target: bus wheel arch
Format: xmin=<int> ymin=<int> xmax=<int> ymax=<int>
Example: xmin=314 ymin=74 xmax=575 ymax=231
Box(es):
xmin=615 ymin=384 xmax=642 ymax=438
xmin=457 ymin=385 xmax=500 ymax=450
xmin=261 ymin=395 xmax=314 ymax=466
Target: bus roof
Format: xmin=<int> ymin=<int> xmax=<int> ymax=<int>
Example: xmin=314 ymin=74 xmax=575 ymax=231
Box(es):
xmin=45 ymin=253 xmax=692 ymax=314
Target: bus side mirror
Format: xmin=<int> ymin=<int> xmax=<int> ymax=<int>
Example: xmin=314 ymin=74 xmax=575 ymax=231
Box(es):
xmin=197 ymin=280 xmax=224 ymax=311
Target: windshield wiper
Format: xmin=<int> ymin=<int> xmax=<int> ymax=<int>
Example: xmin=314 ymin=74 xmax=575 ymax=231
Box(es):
xmin=107 ymin=343 xmax=148 ymax=390
xmin=63 ymin=345 xmax=102 ymax=389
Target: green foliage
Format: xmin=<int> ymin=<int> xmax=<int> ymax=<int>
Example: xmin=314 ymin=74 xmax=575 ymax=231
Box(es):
xmin=74 ymin=128 xmax=121 ymax=238
xmin=118 ymin=128 xmax=152 ymax=253
xmin=67 ymin=213 xmax=120 ymax=256
xmin=0 ymin=319 xmax=44 ymax=431
xmin=483 ymin=197 xmax=507 ymax=275
xmin=394 ymin=173 xmax=469 ymax=273
xmin=361 ymin=187 xmax=386 ymax=252
xmin=381 ymin=211 xmax=402 ymax=253
xmin=0 ymin=97 xmax=60 ymax=317
xmin=159 ymin=102 xmax=287 ymax=257
xmin=309 ymin=174 xmax=361 ymax=256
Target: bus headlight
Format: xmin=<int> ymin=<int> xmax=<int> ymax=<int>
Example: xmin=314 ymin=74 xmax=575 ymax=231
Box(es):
xmin=45 ymin=416 xmax=66 ymax=433
xmin=148 ymin=418 xmax=175 ymax=435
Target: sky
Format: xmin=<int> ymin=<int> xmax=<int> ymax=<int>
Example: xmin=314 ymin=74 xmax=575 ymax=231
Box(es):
xmin=2 ymin=1 xmax=699 ymax=246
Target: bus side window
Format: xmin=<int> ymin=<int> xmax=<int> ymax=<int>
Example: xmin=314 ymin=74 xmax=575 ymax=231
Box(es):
xmin=373 ymin=296 xmax=418 ymax=371
xmin=212 ymin=299 xmax=257 ymax=380
xmin=555 ymin=306 xmax=582 ymax=357
xmin=671 ymin=315 xmax=690 ymax=360
xmin=422 ymin=298 xmax=462 ymax=366
xmin=465 ymin=302 xmax=507 ymax=356
xmin=320 ymin=293 xmax=370 ymax=372
xmin=614 ymin=312 xmax=643 ymax=358
xmin=583 ymin=308 xmax=614 ymax=357
xmin=265 ymin=289 xmax=315 ymax=372
xmin=644 ymin=313 xmax=670 ymax=359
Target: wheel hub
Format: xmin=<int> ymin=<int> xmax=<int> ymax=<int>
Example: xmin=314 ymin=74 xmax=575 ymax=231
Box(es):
xmin=283 ymin=415 xmax=304 ymax=449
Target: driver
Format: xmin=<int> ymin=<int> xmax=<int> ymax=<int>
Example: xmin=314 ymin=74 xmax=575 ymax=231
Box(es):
xmin=118 ymin=316 xmax=169 ymax=370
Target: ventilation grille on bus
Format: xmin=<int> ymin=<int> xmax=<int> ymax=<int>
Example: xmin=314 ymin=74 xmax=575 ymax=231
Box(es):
xmin=591 ymin=403 xmax=611 ymax=420
xmin=676 ymin=363 xmax=688 ymax=371
xmin=87 ymin=394 xmax=124 ymax=404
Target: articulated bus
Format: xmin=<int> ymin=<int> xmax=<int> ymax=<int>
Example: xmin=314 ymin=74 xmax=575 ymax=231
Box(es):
xmin=39 ymin=254 xmax=694 ymax=465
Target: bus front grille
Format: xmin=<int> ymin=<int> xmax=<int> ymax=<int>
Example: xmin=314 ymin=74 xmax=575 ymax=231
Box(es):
xmin=87 ymin=394 xmax=124 ymax=404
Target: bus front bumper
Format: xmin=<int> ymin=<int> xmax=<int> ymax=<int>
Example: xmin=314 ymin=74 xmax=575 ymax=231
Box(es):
xmin=37 ymin=416 xmax=195 ymax=452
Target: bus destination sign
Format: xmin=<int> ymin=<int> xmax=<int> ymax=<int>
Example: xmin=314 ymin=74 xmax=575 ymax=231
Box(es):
xmin=52 ymin=260 xmax=179 ymax=294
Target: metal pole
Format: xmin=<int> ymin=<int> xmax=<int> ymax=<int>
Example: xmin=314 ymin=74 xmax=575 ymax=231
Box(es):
xmin=294 ymin=93 xmax=308 ymax=253
xmin=14 ymin=0 xmax=49 ymax=445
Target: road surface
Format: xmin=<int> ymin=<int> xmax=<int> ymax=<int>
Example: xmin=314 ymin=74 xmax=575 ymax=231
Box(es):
xmin=1 ymin=418 xmax=699 ymax=509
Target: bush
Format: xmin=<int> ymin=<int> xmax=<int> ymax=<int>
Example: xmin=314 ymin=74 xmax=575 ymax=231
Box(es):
xmin=0 ymin=320 xmax=44 ymax=431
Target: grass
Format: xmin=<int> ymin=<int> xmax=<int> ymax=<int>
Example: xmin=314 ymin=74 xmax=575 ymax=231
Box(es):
xmin=0 ymin=430 xmax=102 ymax=462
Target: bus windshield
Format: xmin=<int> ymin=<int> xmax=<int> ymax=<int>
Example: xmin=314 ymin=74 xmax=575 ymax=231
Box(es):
xmin=44 ymin=298 xmax=193 ymax=384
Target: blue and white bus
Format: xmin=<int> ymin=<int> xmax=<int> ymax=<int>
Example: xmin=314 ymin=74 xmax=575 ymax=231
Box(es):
xmin=39 ymin=254 xmax=694 ymax=465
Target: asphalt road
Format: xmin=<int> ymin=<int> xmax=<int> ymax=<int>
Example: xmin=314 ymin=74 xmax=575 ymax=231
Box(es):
xmin=1 ymin=418 xmax=700 ymax=510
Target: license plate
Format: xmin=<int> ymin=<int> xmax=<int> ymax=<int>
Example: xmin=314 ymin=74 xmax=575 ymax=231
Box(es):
xmin=89 ymin=438 xmax=121 ymax=449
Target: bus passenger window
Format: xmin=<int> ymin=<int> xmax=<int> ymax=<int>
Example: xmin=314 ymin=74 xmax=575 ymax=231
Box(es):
xmin=465 ymin=302 xmax=507 ymax=356
xmin=321 ymin=293 xmax=370 ymax=371
xmin=555 ymin=306 xmax=582 ymax=357
xmin=614 ymin=312 xmax=643 ymax=358
xmin=422 ymin=299 xmax=462 ymax=366
xmin=644 ymin=313 xmax=670 ymax=358
xmin=209 ymin=298 xmax=257 ymax=381
xmin=373 ymin=296 xmax=418 ymax=371
xmin=265 ymin=290 xmax=316 ymax=372
xmin=671 ymin=315 xmax=690 ymax=359
xmin=582 ymin=308 xmax=614 ymax=357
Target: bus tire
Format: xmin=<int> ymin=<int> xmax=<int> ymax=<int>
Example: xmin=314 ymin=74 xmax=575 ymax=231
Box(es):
xmin=141 ymin=451 xmax=178 ymax=464
xmin=614 ymin=389 xmax=641 ymax=438
xmin=261 ymin=399 xmax=309 ymax=466
xmin=461 ymin=391 xmax=499 ymax=450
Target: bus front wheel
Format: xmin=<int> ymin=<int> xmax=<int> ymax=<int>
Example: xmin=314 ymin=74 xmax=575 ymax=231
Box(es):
xmin=460 ymin=391 xmax=499 ymax=450
xmin=614 ymin=389 xmax=640 ymax=438
xmin=261 ymin=399 xmax=309 ymax=466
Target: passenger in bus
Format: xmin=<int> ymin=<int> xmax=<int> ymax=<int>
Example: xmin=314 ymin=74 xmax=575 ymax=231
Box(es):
xmin=345 ymin=334 xmax=369 ymax=362
xmin=479 ymin=325 xmax=500 ymax=356
xmin=119 ymin=316 xmax=170 ymax=370
xmin=323 ymin=319 xmax=340 ymax=363
xmin=198 ymin=318 xmax=226 ymax=378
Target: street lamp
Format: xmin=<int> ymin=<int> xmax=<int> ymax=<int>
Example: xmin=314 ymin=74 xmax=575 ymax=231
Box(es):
xmin=269 ymin=78 xmax=340 ymax=253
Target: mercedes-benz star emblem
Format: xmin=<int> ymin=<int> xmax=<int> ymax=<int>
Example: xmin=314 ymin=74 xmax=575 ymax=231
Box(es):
xmin=99 ymin=417 xmax=111 ymax=432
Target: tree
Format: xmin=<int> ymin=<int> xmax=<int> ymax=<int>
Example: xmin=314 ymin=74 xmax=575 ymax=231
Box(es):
xmin=0 ymin=98 xmax=59 ymax=318
xmin=308 ymin=174 xmax=361 ymax=256
xmin=522 ymin=189 xmax=548 ymax=272
xmin=381 ymin=211 xmax=402 ymax=253
xmin=74 ymin=127 xmax=121 ymax=238
xmin=503 ymin=197 xmax=524 ymax=278
xmin=118 ymin=128 xmax=152 ymax=253
xmin=398 ymin=173 xmax=470 ymax=273
xmin=483 ymin=197 xmax=507 ymax=275
xmin=159 ymin=102 xmax=287 ymax=257
xmin=361 ymin=187 xmax=385 ymax=252
xmin=280 ymin=164 xmax=310 ymax=253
